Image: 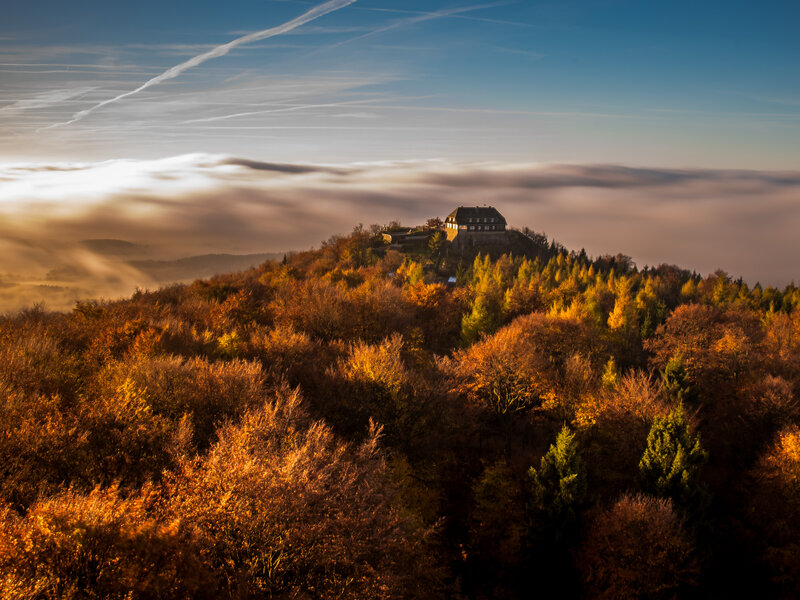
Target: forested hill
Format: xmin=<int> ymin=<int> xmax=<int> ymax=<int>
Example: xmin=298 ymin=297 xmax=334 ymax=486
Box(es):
xmin=1 ymin=223 xmax=799 ymax=598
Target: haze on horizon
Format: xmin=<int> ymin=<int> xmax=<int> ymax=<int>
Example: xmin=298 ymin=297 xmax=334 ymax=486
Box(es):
xmin=0 ymin=0 xmax=799 ymax=310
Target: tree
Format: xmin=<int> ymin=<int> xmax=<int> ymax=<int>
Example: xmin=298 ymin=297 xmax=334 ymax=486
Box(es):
xmin=0 ymin=485 xmax=214 ymax=599
xmin=745 ymin=425 xmax=800 ymax=593
xmin=165 ymin=387 xmax=441 ymax=599
xmin=638 ymin=404 xmax=708 ymax=513
xmin=578 ymin=371 xmax=672 ymax=501
xmin=471 ymin=460 xmax=523 ymax=567
xmin=449 ymin=312 xmax=603 ymax=426
xmin=427 ymin=230 xmax=447 ymax=269
xmin=607 ymin=276 xmax=638 ymax=333
xmin=662 ymin=354 xmax=694 ymax=405
xmin=645 ymin=304 xmax=763 ymax=399
xmin=526 ymin=425 xmax=587 ymax=547
xmin=578 ymin=494 xmax=699 ymax=599
xmin=425 ymin=217 xmax=444 ymax=229
xmin=460 ymin=293 xmax=498 ymax=344
xmin=601 ymin=357 xmax=620 ymax=388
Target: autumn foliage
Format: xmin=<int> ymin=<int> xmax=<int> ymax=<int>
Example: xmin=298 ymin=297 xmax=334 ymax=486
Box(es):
xmin=0 ymin=222 xmax=799 ymax=597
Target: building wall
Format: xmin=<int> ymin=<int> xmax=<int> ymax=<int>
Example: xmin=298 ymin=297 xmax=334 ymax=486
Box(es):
xmin=449 ymin=230 xmax=508 ymax=251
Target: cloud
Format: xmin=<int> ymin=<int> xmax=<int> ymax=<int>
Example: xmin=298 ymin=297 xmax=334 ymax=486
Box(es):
xmin=42 ymin=0 xmax=358 ymax=129
xmin=320 ymin=2 xmax=509 ymax=51
xmin=0 ymin=87 xmax=97 ymax=113
xmin=0 ymin=154 xmax=798 ymax=311
xmin=349 ymin=4 xmax=532 ymax=28
xmin=417 ymin=163 xmax=800 ymax=192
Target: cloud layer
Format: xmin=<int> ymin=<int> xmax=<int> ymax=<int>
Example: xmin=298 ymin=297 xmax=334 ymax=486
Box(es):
xmin=0 ymin=154 xmax=798 ymax=311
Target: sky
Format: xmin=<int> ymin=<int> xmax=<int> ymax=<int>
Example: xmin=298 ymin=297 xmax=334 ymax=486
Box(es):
xmin=2 ymin=0 xmax=799 ymax=166
xmin=0 ymin=0 xmax=799 ymax=309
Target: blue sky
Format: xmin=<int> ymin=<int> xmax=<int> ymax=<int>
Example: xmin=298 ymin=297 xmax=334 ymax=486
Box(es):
xmin=2 ymin=0 xmax=799 ymax=166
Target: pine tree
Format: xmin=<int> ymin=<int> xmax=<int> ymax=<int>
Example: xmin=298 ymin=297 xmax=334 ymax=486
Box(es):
xmin=662 ymin=354 xmax=695 ymax=405
xmin=526 ymin=425 xmax=587 ymax=546
xmin=638 ymin=404 xmax=708 ymax=513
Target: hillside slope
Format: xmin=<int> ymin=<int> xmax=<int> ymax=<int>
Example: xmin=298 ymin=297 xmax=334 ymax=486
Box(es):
xmin=0 ymin=223 xmax=799 ymax=598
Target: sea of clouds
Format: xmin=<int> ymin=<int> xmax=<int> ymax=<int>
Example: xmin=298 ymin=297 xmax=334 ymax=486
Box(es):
xmin=1 ymin=153 xmax=798 ymax=311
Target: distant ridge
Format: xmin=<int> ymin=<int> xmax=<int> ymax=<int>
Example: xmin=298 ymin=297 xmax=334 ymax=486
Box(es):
xmin=79 ymin=239 xmax=147 ymax=256
xmin=128 ymin=252 xmax=285 ymax=282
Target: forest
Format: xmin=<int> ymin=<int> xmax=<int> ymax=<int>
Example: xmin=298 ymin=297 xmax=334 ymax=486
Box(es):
xmin=1 ymin=221 xmax=800 ymax=599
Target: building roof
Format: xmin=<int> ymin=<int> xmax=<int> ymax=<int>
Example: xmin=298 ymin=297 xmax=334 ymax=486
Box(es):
xmin=446 ymin=206 xmax=506 ymax=224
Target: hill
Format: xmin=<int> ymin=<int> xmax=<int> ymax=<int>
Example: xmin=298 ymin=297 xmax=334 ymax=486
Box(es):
xmin=128 ymin=252 xmax=286 ymax=282
xmin=0 ymin=221 xmax=798 ymax=598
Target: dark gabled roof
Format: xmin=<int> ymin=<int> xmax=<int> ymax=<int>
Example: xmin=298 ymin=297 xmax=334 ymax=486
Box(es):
xmin=446 ymin=206 xmax=506 ymax=224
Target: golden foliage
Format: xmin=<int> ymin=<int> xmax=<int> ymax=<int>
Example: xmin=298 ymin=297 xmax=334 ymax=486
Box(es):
xmin=164 ymin=386 xmax=442 ymax=599
xmin=445 ymin=312 xmax=604 ymax=419
xmin=93 ymin=355 xmax=266 ymax=450
xmin=0 ymin=485 xmax=213 ymax=599
xmin=746 ymin=426 xmax=800 ymax=591
xmin=578 ymin=371 xmax=672 ymax=497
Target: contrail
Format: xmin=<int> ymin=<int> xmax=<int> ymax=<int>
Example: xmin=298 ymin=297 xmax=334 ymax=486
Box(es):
xmin=42 ymin=0 xmax=357 ymax=130
xmin=319 ymin=2 xmax=506 ymax=52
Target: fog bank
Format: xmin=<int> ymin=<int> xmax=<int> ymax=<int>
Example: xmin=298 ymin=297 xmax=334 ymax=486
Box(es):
xmin=1 ymin=154 xmax=798 ymax=311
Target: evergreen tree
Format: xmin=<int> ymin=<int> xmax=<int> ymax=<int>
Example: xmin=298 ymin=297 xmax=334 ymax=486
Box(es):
xmin=601 ymin=357 xmax=620 ymax=388
xmin=427 ymin=231 xmax=447 ymax=268
xmin=526 ymin=425 xmax=587 ymax=546
xmin=460 ymin=294 xmax=496 ymax=345
xmin=638 ymin=404 xmax=708 ymax=514
xmin=662 ymin=354 xmax=695 ymax=405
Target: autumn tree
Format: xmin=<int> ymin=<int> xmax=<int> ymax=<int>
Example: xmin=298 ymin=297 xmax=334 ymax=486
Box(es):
xmin=447 ymin=320 xmax=549 ymax=427
xmin=645 ymin=303 xmax=763 ymax=400
xmin=578 ymin=494 xmax=699 ymax=599
xmin=744 ymin=425 xmax=800 ymax=593
xmin=327 ymin=333 xmax=435 ymax=456
xmin=577 ymin=371 xmax=671 ymax=500
xmin=0 ymin=485 xmax=214 ymax=599
xmin=93 ymin=355 xmax=266 ymax=451
xmin=164 ymin=386 xmax=441 ymax=599
xmin=425 ymin=217 xmax=444 ymax=229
